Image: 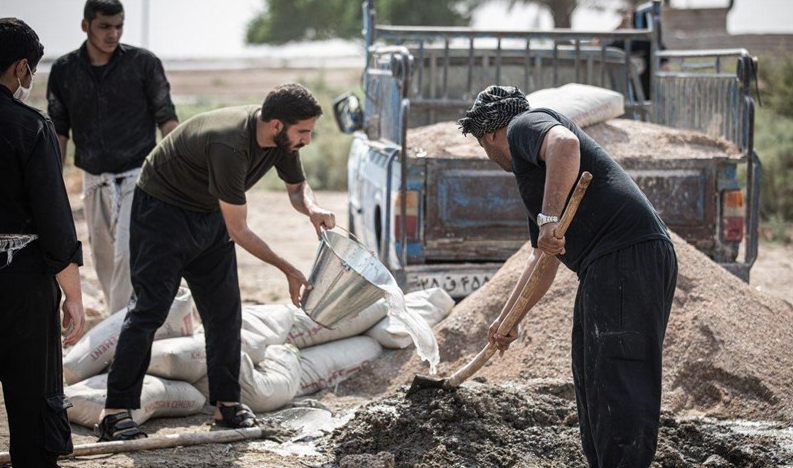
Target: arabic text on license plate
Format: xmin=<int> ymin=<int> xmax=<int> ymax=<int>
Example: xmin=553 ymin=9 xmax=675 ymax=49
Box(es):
xmin=412 ymin=273 xmax=491 ymax=297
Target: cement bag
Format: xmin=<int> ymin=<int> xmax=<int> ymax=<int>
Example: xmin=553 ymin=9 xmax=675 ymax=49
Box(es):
xmin=527 ymin=83 xmax=624 ymax=128
xmin=188 ymin=324 xmax=267 ymax=366
xmin=240 ymin=345 xmax=302 ymax=412
xmin=193 ymin=374 xmax=209 ymax=399
xmin=66 ymin=373 xmax=205 ymax=428
xmin=63 ymin=287 xmax=196 ymax=385
xmin=193 ymin=345 xmax=302 ymax=409
xmin=366 ymin=288 xmax=455 ymax=349
xmin=242 ymin=304 xmax=295 ymax=344
xmin=287 ymin=299 xmax=389 ymax=349
xmin=147 ymin=335 xmax=206 ymax=383
xmin=241 ymin=328 xmax=268 ymax=364
xmin=297 ymin=336 xmax=383 ymax=396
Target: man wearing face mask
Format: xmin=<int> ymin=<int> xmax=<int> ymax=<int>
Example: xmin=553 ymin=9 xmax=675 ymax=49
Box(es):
xmin=0 ymin=17 xmax=86 ymax=466
xmin=47 ymin=0 xmax=179 ymax=315
xmin=97 ymin=83 xmax=336 ymax=441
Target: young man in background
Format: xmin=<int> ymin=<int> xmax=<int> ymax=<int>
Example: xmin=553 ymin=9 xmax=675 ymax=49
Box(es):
xmin=47 ymin=0 xmax=179 ymax=314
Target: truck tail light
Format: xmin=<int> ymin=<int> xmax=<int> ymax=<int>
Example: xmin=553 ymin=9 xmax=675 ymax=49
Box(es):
xmin=721 ymin=189 xmax=744 ymax=243
xmin=395 ymin=191 xmax=419 ymax=242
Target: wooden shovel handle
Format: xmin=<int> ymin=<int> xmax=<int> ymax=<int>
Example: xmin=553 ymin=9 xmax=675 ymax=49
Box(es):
xmin=446 ymin=171 xmax=592 ymax=389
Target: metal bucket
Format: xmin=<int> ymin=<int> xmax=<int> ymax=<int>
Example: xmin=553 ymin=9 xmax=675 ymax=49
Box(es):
xmin=301 ymin=229 xmax=394 ymax=329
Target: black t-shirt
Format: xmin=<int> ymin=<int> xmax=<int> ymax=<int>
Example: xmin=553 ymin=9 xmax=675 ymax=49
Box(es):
xmin=507 ymin=108 xmax=669 ymax=274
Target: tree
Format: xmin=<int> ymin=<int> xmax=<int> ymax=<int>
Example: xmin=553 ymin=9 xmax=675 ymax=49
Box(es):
xmin=246 ymin=0 xmax=479 ymax=45
xmin=758 ymin=51 xmax=793 ymax=119
xmin=502 ymin=0 xmax=647 ymax=29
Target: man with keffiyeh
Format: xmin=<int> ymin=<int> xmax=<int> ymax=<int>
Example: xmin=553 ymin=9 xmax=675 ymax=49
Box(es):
xmin=459 ymin=85 xmax=678 ymax=468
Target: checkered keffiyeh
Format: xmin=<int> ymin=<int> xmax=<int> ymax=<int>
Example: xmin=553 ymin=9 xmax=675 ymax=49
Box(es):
xmin=458 ymin=86 xmax=531 ymax=139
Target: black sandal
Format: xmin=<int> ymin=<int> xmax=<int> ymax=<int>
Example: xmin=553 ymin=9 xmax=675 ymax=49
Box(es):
xmin=215 ymin=403 xmax=257 ymax=428
xmin=95 ymin=411 xmax=148 ymax=441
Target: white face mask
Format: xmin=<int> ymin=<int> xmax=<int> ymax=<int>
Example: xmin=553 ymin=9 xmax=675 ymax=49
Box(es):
xmin=13 ymin=63 xmax=33 ymax=102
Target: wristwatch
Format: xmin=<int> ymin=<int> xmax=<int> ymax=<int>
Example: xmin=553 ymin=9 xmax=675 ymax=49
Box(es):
xmin=537 ymin=213 xmax=560 ymax=227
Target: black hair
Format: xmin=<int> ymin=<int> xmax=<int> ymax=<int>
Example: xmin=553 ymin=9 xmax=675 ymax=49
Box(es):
xmin=84 ymin=0 xmax=124 ymax=22
xmin=0 ymin=18 xmax=44 ymax=74
xmin=260 ymin=83 xmax=323 ymax=125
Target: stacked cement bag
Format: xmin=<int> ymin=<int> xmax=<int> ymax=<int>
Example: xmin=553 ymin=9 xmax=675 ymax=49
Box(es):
xmin=291 ymin=288 xmax=455 ymax=395
xmin=66 ymin=373 xmax=206 ymax=427
xmin=287 ymin=299 xmax=389 ymax=348
xmin=194 ymin=344 xmax=302 ymax=412
xmin=147 ymin=334 xmax=207 ymax=383
xmin=65 ymin=287 xmax=454 ymax=427
xmin=286 ymin=299 xmax=389 ymax=396
xmin=297 ymin=336 xmax=384 ymax=396
xmin=527 ymin=83 xmax=624 ymax=128
xmin=63 ymin=287 xmax=196 ymax=385
xmin=64 ymin=288 xmax=206 ymax=428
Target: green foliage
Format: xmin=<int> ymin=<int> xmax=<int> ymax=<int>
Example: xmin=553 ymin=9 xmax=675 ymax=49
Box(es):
xmin=758 ymin=51 xmax=793 ymax=119
xmin=754 ymin=107 xmax=793 ymax=222
xmin=753 ymin=52 xmax=793 ymax=223
xmin=246 ymin=0 xmax=477 ymax=44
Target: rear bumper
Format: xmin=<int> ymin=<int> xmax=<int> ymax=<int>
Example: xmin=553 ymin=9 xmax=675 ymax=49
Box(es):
xmin=395 ymin=262 xmax=505 ymax=299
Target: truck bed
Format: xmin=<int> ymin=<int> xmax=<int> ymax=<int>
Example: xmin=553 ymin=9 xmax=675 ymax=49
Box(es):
xmin=405 ymin=118 xmax=745 ymax=267
xmin=406 ymin=118 xmax=741 ymax=162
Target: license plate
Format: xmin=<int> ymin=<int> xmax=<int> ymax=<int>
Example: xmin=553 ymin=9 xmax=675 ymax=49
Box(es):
xmin=407 ymin=271 xmax=493 ymax=298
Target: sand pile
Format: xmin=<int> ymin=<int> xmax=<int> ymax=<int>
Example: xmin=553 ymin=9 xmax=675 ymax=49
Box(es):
xmin=329 ymin=383 xmax=790 ymax=468
xmin=340 ymin=232 xmax=793 ymax=422
xmin=406 ymin=119 xmax=741 ymax=161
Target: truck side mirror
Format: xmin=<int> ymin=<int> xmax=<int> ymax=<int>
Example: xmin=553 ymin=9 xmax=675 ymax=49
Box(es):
xmin=332 ymin=92 xmax=363 ymax=134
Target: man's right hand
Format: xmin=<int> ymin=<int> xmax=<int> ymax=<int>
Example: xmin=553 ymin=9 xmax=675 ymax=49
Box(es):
xmin=285 ymin=267 xmax=312 ymax=308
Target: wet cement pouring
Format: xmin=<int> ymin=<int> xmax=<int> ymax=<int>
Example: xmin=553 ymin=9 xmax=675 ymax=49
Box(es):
xmin=329 ymin=381 xmax=792 ymax=468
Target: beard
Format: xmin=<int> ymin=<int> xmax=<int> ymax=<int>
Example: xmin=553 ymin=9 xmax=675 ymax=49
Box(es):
xmin=274 ymin=126 xmax=305 ymax=154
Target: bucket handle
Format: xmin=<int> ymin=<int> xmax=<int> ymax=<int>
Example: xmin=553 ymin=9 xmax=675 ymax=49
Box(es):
xmin=320 ymin=225 xmax=378 ymax=259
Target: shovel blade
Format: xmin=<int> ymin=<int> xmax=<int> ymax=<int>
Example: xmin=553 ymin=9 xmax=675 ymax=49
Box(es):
xmin=406 ymin=374 xmax=448 ymax=396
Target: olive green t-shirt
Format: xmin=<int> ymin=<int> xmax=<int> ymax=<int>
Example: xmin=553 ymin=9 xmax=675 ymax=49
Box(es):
xmin=138 ymin=105 xmax=306 ymax=212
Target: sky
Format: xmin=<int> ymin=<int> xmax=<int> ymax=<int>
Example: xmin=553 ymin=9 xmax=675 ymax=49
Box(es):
xmin=1 ymin=0 xmax=790 ymax=60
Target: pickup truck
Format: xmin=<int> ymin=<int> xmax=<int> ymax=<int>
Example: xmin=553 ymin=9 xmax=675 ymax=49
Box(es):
xmin=333 ymin=0 xmax=762 ymax=298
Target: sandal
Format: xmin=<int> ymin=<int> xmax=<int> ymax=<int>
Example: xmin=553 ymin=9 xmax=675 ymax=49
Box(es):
xmin=215 ymin=403 xmax=257 ymax=428
xmin=94 ymin=411 xmax=148 ymax=441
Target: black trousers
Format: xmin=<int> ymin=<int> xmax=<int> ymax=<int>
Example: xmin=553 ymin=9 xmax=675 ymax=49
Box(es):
xmin=106 ymin=188 xmax=242 ymax=409
xmin=0 ymin=249 xmax=73 ymax=467
xmin=572 ymin=239 xmax=677 ymax=468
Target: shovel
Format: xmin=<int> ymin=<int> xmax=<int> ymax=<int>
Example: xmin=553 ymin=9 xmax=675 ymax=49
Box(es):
xmin=407 ymin=171 xmax=593 ymax=396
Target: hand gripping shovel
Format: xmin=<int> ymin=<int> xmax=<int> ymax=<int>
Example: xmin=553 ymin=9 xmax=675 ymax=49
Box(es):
xmin=407 ymin=171 xmax=593 ymax=396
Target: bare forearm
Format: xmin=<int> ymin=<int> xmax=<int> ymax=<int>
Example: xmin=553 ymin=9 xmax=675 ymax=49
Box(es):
xmin=230 ymin=226 xmax=293 ymax=274
xmin=288 ymin=182 xmax=318 ymax=217
xmin=542 ymin=138 xmax=580 ymax=216
xmin=55 ymin=262 xmax=82 ymax=301
xmin=498 ymin=252 xmax=559 ymax=324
